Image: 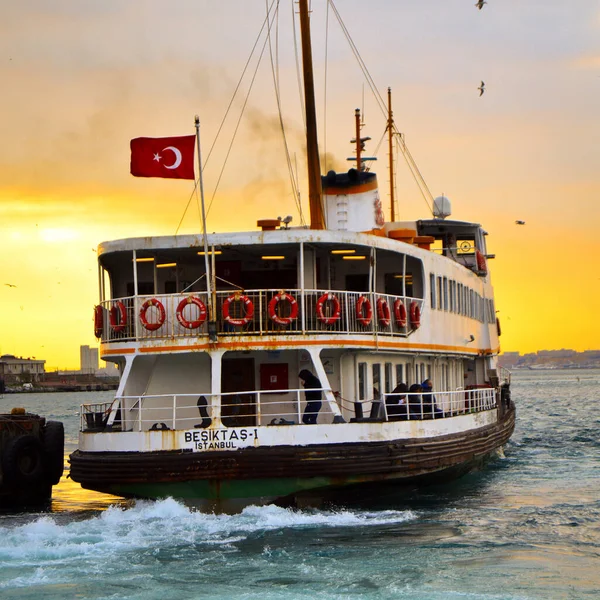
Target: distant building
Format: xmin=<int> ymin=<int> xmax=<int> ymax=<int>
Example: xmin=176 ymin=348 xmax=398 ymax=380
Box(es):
xmin=80 ymin=345 xmax=99 ymax=374
xmin=0 ymin=354 xmax=46 ymax=383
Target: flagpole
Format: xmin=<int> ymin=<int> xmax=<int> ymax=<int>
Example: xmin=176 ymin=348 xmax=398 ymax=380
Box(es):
xmin=195 ymin=115 xmax=217 ymax=341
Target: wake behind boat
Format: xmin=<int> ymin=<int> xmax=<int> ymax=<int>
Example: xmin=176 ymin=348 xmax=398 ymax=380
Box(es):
xmin=69 ymin=1 xmax=515 ymax=512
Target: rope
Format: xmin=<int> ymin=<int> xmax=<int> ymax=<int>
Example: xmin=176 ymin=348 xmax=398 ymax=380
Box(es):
xmin=328 ymin=0 xmax=435 ymax=214
xmin=205 ymin=7 xmax=277 ymax=218
xmin=175 ymin=1 xmax=278 ymax=232
xmin=265 ymin=0 xmax=304 ymax=222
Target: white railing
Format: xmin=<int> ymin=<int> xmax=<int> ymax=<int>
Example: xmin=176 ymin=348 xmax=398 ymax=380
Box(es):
xmin=80 ymin=386 xmax=497 ymax=432
xmin=97 ymin=289 xmax=423 ymax=343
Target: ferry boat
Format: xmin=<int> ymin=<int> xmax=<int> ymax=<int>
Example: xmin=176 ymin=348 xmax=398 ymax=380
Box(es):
xmin=69 ymin=1 xmax=515 ymax=512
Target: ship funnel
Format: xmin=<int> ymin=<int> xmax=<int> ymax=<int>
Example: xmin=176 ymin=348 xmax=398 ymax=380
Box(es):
xmin=322 ymin=169 xmax=384 ymax=232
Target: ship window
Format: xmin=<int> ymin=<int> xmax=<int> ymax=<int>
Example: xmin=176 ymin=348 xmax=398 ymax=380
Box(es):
xmin=443 ymin=277 xmax=449 ymax=311
xmin=372 ymin=364 xmax=381 ymax=399
xmin=450 ymin=280 xmax=456 ymax=313
xmin=427 ymin=365 xmax=432 ymax=380
xmin=430 ymin=273 xmax=436 ymax=308
xmin=358 ymin=362 xmax=367 ymax=400
xmin=396 ymin=364 xmax=404 ymax=386
xmin=420 ymin=364 xmax=426 ymax=382
xmin=437 ymin=277 xmax=443 ymax=310
xmin=457 ymin=283 xmax=463 ymax=315
xmin=385 ymin=363 xmax=393 ymax=393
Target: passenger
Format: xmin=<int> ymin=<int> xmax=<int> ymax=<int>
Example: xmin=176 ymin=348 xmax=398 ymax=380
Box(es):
xmin=421 ymin=379 xmax=444 ymax=418
xmin=386 ymin=382 xmax=408 ymax=419
xmin=407 ymin=384 xmax=423 ymax=419
xmin=298 ymin=369 xmax=323 ymax=424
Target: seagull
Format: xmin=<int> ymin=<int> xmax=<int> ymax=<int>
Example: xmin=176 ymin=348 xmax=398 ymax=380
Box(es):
xmin=478 ymin=81 xmax=485 ymax=96
xmin=4 ymin=283 xmax=16 ymax=288
xmin=475 ymin=0 xmax=487 ymax=9
xmin=515 ymin=220 xmax=526 ymax=225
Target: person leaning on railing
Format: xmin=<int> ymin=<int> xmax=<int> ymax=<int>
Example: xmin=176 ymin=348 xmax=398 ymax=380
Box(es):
xmin=298 ymin=369 xmax=323 ymax=424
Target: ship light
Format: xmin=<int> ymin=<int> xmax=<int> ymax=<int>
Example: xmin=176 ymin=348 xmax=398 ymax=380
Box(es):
xmin=197 ymin=251 xmax=222 ymax=255
xmin=331 ymin=249 xmax=356 ymax=255
xmin=156 ymin=262 xmax=177 ymax=268
xmin=261 ymin=255 xmax=285 ymax=260
xmin=343 ymin=255 xmax=366 ymax=260
xmin=134 ymin=257 xmax=155 ymax=262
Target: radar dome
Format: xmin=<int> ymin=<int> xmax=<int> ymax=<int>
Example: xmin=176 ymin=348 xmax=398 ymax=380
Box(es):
xmin=433 ymin=195 xmax=451 ymax=219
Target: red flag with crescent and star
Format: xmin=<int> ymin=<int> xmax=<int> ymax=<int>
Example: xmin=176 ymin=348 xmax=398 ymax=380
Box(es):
xmin=130 ymin=135 xmax=196 ymax=179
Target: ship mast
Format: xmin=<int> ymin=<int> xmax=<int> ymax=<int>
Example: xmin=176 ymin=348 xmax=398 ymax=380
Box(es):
xmin=387 ymin=87 xmax=395 ymax=222
xmin=298 ymin=0 xmax=325 ymax=230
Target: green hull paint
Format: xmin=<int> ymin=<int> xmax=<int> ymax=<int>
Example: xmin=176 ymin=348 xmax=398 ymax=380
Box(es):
xmin=104 ymin=476 xmax=341 ymax=511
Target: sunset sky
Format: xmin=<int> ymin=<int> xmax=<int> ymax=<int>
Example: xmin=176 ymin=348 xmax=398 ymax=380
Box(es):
xmin=1 ymin=1 xmax=599 ymax=370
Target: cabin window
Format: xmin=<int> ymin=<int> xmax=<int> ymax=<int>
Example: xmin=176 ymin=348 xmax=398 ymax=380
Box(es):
xmin=443 ymin=277 xmax=449 ymax=311
xmin=457 ymin=283 xmax=463 ymax=315
xmin=430 ymin=273 xmax=436 ymax=308
xmin=450 ymin=280 xmax=456 ymax=313
xmin=385 ymin=363 xmax=393 ymax=393
xmin=372 ymin=364 xmax=381 ymax=399
xmin=427 ymin=365 xmax=432 ymax=380
xmin=437 ymin=277 xmax=443 ymax=310
xmin=358 ymin=362 xmax=367 ymax=401
xmin=396 ymin=364 xmax=404 ymax=387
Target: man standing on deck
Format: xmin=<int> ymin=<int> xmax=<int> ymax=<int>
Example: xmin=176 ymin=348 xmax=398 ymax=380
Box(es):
xmin=298 ymin=370 xmax=322 ymax=424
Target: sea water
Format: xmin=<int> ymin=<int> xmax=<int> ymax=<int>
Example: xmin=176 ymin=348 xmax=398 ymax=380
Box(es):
xmin=0 ymin=369 xmax=598 ymax=599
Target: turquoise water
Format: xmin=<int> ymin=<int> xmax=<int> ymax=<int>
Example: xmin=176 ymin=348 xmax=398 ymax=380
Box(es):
xmin=0 ymin=369 xmax=598 ymax=599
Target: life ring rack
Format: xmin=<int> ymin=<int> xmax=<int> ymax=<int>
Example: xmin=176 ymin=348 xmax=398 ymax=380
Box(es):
xmin=409 ymin=301 xmax=421 ymax=329
xmin=316 ymin=292 xmax=341 ymax=325
xmin=109 ymin=301 xmax=127 ymax=333
xmin=140 ymin=298 xmax=166 ymax=331
xmin=376 ymin=298 xmax=391 ymax=328
xmin=176 ymin=296 xmax=207 ymax=329
xmin=356 ymin=295 xmax=373 ymax=327
xmin=223 ymin=292 xmax=254 ymax=327
xmin=268 ymin=291 xmax=298 ymax=326
xmin=394 ymin=298 xmax=407 ymax=327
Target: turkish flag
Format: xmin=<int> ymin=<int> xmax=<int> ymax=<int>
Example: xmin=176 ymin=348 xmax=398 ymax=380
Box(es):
xmin=130 ymin=135 xmax=196 ymax=179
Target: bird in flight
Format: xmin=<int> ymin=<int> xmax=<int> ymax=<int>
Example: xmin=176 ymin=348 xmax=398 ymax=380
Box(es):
xmin=515 ymin=220 xmax=526 ymax=225
xmin=475 ymin=0 xmax=487 ymax=9
xmin=478 ymin=81 xmax=485 ymax=96
xmin=4 ymin=283 xmax=17 ymax=288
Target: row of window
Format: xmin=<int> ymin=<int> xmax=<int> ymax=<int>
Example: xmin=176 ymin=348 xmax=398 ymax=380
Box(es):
xmin=430 ymin=274 xmax=495 ymax=324
xmin=356 ymin=361 xmax=457 ymax=401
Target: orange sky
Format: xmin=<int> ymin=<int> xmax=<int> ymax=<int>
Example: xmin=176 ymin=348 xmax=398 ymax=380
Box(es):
xmin=1 ymin=1 xmax=599 ymax=370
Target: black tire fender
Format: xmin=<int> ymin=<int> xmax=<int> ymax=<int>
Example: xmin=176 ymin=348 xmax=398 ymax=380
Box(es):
xmin=42 ymin=421 xmax=65 ymax=485
xmin=2 ymin=435 xmax=45 ymax=485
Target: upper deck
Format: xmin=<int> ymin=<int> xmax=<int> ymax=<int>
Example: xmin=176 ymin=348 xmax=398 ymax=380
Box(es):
xmin=96 ymin=224 xmax=499 ymax=354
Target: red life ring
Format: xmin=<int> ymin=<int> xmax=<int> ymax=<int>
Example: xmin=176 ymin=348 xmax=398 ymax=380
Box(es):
xmin=376 ymin=298 xmax=391 ymax=327
xmin=476 ymin=250 xmax=487 ymax=274
xmin=356 ymin=296 xmax=373 ymax=327
xmin=316 ymin=292 xmax=341 ymax=325
xmin=394 ymin=298 xmax=407 ymax=327
xmin=140 ymin=298 xmax=166 ymax=331
xmin=223 ymin=293 xmax=254 ymax=327
xmin=176 ymin=296 xmax=207 ymax=329
xmin=94 ymin=305 xmax=103 ymax=338
xmin=109 ymin=301 xmax=127 ymax=333
xmin=268 ymin=292 xmax=298 ymax=326
xmin=409 ymin=301 xmax=421 ymax=329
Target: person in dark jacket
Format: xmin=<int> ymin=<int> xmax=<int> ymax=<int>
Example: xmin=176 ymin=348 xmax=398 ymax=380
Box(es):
xmin=407 ymin=383 xmax=423 ymax=419
xmin=421 ymin=379 xmax=443 ymax=417
xmin=299 ymin=369 xmax=322 ymax=424
xmin=386 ymin=382 xmax=408 ymax=419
